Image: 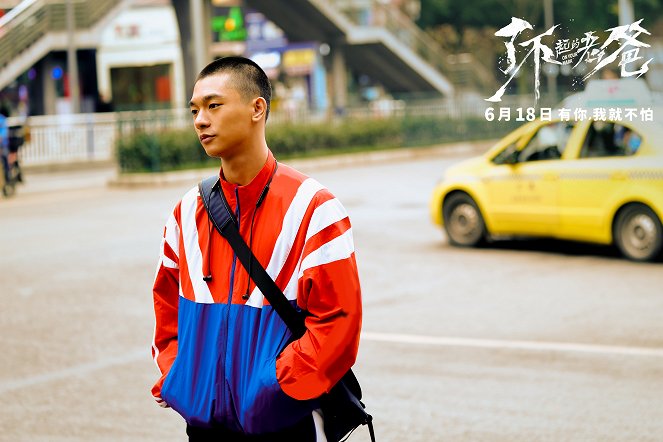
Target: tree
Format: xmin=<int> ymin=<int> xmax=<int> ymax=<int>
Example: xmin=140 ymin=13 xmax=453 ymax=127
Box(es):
xmin=418 ymin=0 xmax=663 ymax=36
xmin=418 ymin=0 xmax=663 ymax=96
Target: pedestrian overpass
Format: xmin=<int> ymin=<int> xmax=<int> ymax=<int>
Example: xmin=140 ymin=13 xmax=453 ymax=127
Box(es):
xmin=243 ymin=0 xmax=496 ymax=97
xmin=0 ymin=0 xmax=496 ymax=108
xmin=0 ymin=0 xmax=130 ymax=91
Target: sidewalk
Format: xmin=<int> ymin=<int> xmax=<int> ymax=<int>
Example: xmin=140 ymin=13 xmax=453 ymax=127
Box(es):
xmin=14 ymin=162 xmax=118 ymax=195
xmin=13 ymin=140 xmax=494 ymax=195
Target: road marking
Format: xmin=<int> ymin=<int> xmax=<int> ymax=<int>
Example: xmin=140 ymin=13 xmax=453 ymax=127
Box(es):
xmin=3 ymin=333 xmax=661 ymax=394
xmin=0 ymin=349 xmax=145 ymax=395
xmin=361 ymin=331 xmax=663 ymax=358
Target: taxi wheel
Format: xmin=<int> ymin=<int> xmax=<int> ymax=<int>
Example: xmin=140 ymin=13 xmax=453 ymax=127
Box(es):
xmin=443 ymin=193 xmax=486 ymax=247
xmin=614 ymin=204 xmax=663 ymax=262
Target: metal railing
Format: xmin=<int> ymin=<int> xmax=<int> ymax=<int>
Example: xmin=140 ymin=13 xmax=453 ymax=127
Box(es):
xmin=9 ymin=96 xmax=539 ymax=167
xmin=9 ymin=112 xmax=116 ymax=165
xmin=0 ymin=0 xmax=117 ymax=71
xmin=8 ymin=108 xmax=191 ymax=166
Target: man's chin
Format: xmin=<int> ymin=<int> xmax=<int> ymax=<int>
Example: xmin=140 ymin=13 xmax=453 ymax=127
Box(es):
xmin=201 ymin=145 xmax=224 ymax=158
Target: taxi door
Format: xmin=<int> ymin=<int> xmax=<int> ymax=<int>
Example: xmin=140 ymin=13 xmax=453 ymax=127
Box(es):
xmin=557 ymin=120 xmax=637 ymax=243
xmin=483 ymin=121 xmax=570 ymax=236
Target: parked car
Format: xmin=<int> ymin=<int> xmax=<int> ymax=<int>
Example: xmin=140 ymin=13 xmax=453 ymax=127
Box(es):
xmin=429 ymin=117 xmax=663 ymax=261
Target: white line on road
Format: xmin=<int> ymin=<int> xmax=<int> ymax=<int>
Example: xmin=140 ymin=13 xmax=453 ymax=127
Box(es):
xmin=3 ymin=333 xmax=662 ymax=395
xmin=361 ymin=331 xmax=663 ymax=358
xmin=0 ymin=349 xmax=146 ymax=395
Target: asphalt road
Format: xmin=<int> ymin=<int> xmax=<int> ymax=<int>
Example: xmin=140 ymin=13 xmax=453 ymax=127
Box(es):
xmin=1 ymin=151 xmax=662 ymax=441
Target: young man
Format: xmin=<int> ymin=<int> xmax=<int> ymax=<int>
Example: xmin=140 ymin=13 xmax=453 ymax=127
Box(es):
xmin=151 ymin=57 xmax=363 ymax=441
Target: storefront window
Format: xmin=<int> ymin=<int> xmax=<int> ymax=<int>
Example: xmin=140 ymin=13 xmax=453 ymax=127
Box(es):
xmin=110 ymin=64 xmax=171 ymax=111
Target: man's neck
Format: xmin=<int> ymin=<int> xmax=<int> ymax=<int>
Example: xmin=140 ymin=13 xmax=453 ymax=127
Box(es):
xmin=221 ymin=142 xmax=269 ymax=186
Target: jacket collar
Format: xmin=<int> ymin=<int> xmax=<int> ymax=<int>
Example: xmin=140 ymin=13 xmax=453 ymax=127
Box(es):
xmin=219 ymin=150 xmax=276 ymax=214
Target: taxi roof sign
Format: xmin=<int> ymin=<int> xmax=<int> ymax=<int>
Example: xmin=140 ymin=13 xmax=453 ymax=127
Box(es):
xmin=561 ymin=78 xmax=654 ymax=109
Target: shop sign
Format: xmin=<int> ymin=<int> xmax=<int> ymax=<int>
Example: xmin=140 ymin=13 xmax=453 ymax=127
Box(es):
xmin=245 ymin=10 xmax=288 ymax=52
xmin=212 ymin=6 xmax=247 ymax=42
xmin=250 ymin=51 xmax=281 ymax=78
xmin=282 ymin=48 xmax=316 ymax=75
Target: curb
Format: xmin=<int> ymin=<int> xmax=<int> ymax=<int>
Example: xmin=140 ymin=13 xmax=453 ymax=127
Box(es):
xmin=287 ymin=140 xmax=495 ymax=171
xmin=23 ymin=160 xmax=116 ymax=174
xmin=107 ymin=167 xmax=220 ymax=189
xmin=108 ymin=140 xmax=495 ymax=188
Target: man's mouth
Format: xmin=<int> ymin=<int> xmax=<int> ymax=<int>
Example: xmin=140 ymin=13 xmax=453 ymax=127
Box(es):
xmin=199 ymin=134 xmax=215 ymax=144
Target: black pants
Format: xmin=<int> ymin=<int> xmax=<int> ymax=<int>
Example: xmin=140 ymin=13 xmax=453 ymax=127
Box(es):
xmin=186 ymin=416 xmax=317 ymax=441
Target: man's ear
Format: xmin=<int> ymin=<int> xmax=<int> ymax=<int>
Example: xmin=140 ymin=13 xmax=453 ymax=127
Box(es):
xmin=252 ymin=97 xmax=267 ymax=122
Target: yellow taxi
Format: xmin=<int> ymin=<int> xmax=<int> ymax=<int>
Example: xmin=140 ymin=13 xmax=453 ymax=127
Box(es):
xmin=429 ymin=116 xmax=663 ymax=261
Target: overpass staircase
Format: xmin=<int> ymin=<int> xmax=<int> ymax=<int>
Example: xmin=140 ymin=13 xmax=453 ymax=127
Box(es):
xmin=0 ymin=0 xmax=130 ymax=91
xmin=244 ymin=0 xmax=496 ymax=97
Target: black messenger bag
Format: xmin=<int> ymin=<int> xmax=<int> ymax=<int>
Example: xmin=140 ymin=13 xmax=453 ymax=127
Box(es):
xmin=199 ymin=176 xmax=375 ymax=442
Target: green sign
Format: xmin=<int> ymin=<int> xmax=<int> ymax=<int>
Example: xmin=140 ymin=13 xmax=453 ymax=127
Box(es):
xmin=212 ymin=6 xmax=247 ymax=42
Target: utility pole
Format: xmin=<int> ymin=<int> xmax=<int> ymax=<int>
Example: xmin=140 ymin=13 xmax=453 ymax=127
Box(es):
xmin=543 ymin=0 xmax=557 ymax=101
xmin=66 ymin=0 xmax=80 ymax=114
xmin=189 ymin=0 xmax=209 ymax=74
xmin=618 ymin=0 xmax=635 ymax=26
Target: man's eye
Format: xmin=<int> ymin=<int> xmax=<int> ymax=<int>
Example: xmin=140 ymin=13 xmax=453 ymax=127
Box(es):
xmin=209 ymin=103 xmax=220 ymax=109
xmin=191 ymin=109 xmax=198 ymax=116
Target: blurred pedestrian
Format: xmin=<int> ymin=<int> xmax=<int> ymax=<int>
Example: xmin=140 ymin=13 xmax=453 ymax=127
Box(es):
xmin=151 ymin=56 xmax=363 ymax=441
xmin=0 ymin=104 xmax=10 ymax=189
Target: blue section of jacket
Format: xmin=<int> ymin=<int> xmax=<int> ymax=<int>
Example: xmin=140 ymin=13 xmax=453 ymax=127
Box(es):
xmin=160 ymin=297 xmax=317 ymax=433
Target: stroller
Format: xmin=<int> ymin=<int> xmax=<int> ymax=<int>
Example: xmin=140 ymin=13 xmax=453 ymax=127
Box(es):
xmin=2 ymin=124 xmax=25 ymax=197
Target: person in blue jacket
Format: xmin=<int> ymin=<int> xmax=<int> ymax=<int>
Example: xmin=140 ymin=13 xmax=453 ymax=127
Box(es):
xmin=0 ymin=104 xmax=10 ymax=186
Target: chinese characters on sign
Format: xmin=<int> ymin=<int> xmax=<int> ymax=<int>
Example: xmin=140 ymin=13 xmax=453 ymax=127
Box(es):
xmin=486 ymin=18 xmax=654 ymax=103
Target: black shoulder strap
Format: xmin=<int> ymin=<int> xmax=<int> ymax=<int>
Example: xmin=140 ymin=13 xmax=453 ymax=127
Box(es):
xmin=200 ymin=176 xmax=375 ymax=442
xmin=198 ymin=176 xmax=306 ymax=337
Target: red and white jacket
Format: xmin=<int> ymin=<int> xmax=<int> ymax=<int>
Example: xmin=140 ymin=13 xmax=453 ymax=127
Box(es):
xmin=151 ymin=151 xmax=362 ymax=433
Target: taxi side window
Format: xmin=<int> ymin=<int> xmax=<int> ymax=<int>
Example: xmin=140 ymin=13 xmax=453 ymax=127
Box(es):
xmin=580 ymin=121 xmax=641 ymax=158
xmin=516 ymin=122 xmax=572 ymax=163
xmin=613 ymin=124 xmax=642 ymax=156
xmin=492 ymin=142 xmax=519 ymax=165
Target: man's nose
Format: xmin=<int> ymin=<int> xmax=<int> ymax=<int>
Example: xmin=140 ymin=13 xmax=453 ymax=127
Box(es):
xmin=194 ymin=111 xmax=210 ymax=128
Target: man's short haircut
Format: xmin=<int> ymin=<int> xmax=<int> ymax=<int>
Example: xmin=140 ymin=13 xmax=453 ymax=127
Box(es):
xmin=197 ymin=56 xmax=272 ymax=120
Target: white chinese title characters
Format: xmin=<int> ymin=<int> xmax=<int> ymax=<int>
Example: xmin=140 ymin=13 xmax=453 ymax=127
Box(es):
xmin=486 ymin=17 xmax=654 ymax=103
